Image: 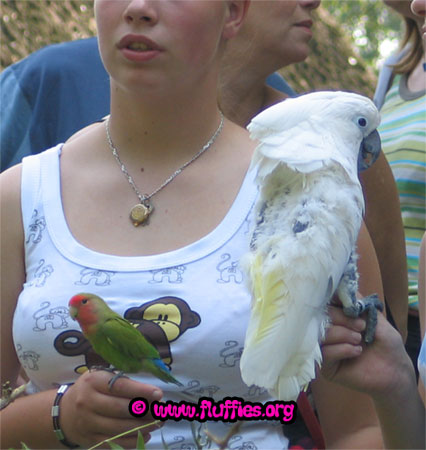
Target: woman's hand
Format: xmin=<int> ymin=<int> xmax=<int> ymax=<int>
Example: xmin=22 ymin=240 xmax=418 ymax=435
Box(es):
xmin=321 ymin=305 xmax=416 ymax=402
xmin=60 ymin=370 xmax=164 ymax=448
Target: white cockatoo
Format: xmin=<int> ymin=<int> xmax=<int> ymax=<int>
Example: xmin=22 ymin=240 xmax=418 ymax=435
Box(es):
xmin=240 ymin=91 xmax=383 ymax=401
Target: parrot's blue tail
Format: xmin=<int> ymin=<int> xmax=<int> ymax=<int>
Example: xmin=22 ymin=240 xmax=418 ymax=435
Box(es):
xmin=145 ymin=358 xmax=183 ymax=387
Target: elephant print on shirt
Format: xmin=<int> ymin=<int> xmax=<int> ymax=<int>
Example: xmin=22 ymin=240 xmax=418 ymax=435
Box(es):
xmin=216 ymin=254 xmax=243 ymax=284
xmin=16 ymin=344 xmax=40 ymax=371
xmin=32 ymin=301 xmax=69 ymax=331
xmin=149 ymin=266 xmax=186 ymax=284
xmin=219 ymin=340 xmax=243 ymax=368
xmin=75 ymin=268 xmax=115 ymax=286
xmin=26 ymin=210 xmax=46 ymax=244
xmin=30 ymin=259 xmax=54 ymax=287
xmin=181 ymin=379 xmax=220 ymax=398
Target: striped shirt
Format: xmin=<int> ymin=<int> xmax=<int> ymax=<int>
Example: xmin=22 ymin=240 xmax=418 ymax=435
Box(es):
xmin=379 ymin=74 xmax=426 ymax=309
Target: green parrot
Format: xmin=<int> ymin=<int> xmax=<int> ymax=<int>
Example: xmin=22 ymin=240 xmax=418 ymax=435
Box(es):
xmin=68 ymin=293 xmax=182 ymax=388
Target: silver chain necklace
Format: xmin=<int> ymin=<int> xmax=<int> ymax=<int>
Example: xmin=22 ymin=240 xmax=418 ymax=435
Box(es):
xmin=105 ymin=112 xmax=224 ymax=226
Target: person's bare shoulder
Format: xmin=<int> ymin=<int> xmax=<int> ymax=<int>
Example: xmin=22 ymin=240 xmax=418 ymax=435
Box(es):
xmin=1 ymin=163 xmax=23 ymax=234
xmin=66 ymin=117 xmax=107 ymax=144
xmin=1 ymin=163 xmax=26 ymax=316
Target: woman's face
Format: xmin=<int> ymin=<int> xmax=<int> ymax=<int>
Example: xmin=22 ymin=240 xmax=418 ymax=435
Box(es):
xmin=411 ymin=0 xmax=426 ymax=38
xmin=411 ymin=0 xmax=426 ymax=16
xmin=95 ymin=0 xmax=244 ymax=93
xmin=240 ymin=0 xmax=321 ymax=66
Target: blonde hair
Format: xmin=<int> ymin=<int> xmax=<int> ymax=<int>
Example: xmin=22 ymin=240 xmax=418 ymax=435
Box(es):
xmin=393 ymin=16 xmax=423 ymax=75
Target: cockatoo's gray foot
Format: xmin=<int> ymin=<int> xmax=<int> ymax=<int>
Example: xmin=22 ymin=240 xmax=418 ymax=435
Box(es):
xmin=343 ymin=294 xmax=383 ymax=343
xmin=337 ymin=252 xmax=383 ymax=343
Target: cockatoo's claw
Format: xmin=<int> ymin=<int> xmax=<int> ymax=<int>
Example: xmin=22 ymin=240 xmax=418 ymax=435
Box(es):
xmin=362 ymin=294 xmax=383 ymax=343
xmin=342 ymin=302 xmax=363 ymax=318
xmin=108 ymin=371 xmax=128 ymax=391
xmin=343 ymin=294 xmax=383 ymax=343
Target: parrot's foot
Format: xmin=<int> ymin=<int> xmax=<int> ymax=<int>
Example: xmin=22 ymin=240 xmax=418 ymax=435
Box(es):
xmin=108 ymin=371 xmax=129 ymax=391
xmin=343 ymin=294 xmax=383 ymax=343
xmin=88 ymin=366 xmax=129 ymax=390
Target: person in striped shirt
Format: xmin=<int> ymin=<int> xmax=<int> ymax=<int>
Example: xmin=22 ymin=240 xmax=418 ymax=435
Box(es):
xmin=377 ymin=0 xmax=425 ymax=376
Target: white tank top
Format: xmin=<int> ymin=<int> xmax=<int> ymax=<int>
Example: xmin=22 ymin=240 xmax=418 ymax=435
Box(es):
xmin=13 ymin=145 xmax=289 ymax=449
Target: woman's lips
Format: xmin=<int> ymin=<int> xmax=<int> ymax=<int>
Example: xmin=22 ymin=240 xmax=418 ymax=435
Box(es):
xmin=294 ymin=20 xmax=313 ymax=36
xmin=117 ymin=34 xmax=162 ymax=62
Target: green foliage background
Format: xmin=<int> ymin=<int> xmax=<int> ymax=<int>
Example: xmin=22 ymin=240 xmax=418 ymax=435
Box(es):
xmin=323 ymin=0 xmax=403 ymax=69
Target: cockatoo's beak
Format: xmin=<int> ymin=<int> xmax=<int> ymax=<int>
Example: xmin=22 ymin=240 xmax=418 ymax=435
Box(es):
xmin=358 ymin=129 xmax=381 ymax=171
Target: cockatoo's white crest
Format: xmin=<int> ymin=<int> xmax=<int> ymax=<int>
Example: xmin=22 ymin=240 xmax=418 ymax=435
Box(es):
xmin=240 ymin=91 xmax=381 ymax=401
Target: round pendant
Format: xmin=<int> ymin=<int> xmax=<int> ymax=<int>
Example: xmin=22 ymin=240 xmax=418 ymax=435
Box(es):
xmin=130 ymin=203 xmax=153 ymax=227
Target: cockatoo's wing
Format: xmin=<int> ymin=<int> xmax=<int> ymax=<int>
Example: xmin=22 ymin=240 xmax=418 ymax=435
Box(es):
xmin=240 ymin=169 xmax=363 ymax=401
xmin=248 ymin=91 xmax=381 ymax=181
xmin=250 ymin=122 xmax=337 ymax=181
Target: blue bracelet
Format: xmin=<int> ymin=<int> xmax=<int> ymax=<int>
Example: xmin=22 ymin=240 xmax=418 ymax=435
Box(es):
xmin=51 ymin=384 xmax=79 ymax=449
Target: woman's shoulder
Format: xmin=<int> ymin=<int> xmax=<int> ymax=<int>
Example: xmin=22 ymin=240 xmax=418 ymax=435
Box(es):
xmin=0 ymin=162 xmax=24 ymax=258
xmin=1 ymin=162 xmax=22 ymax=211
xmin=66 ymin=119 xmax=105 ymax=145
xmin=60 ymin=121 xmax=107 ymax=172
xmin=222 ymin=117 xmax=256 ymax=155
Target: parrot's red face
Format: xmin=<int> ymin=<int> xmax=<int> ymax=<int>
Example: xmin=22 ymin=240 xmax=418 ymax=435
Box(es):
xmin=69 ymin=294 xmax=99 ymax=330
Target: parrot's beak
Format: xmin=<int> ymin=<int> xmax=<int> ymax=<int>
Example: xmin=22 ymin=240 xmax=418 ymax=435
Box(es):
xmin=69 ymin=306 xmax=78 ymax=320
xmin=358 ymin=129 xmax=381 ymax=171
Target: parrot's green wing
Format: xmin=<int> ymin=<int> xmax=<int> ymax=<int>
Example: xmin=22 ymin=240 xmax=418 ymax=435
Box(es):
xmin=90 ymin=316 xmax=161 ymax=372
xmin=103 ymin=317 xmax=161 ymax=359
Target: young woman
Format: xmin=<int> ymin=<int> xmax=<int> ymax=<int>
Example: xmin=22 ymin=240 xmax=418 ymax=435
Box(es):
xmin=220 ymin=0 xmax=321 ymax=127
xmin=1 ymin=1 xmax=384 ymax=448
xmin=321 ymin=5 xmax=425 ymax=446
xmin=376 ymin=0 xmax=426 ymax=366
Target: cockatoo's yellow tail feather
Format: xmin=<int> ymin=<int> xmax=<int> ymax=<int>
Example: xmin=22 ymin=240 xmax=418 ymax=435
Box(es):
xmin=249 ymin=254 xmax=288 ymax=344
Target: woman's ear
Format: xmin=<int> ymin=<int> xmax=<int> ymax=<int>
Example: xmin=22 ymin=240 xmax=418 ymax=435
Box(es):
xmin=222 ymin=0 xmax=250 ymax=40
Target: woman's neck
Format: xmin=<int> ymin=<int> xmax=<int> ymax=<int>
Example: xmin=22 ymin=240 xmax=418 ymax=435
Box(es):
xmin=219 ymin=74 xmax=266 ymax=127
xmin=407 ymin=51 xmax=426 ymax=93
xmin=219 ymin=41 xmax=289 ymax=127
xmin=108 ymin=82 xmax=223 ymax=164
xmin=219 ymin=69 xmax=288 ymax=127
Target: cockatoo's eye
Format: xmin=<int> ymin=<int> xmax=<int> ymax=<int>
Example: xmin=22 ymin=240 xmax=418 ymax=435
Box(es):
xmin=358 ymin=117 xmax=367 ymax=127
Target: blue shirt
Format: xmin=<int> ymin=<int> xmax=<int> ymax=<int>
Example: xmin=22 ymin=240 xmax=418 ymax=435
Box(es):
xmin=1 ymin=37 xmax=295 ymax=171
xmin=1 ymin=38 xmax=110 ymax=170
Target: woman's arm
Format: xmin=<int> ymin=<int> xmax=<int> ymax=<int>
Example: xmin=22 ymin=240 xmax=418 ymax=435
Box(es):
xmin=0 ymin=164 xmax=63 ymax=448
xmin=312 ymin=222 xmax=385 ymax=449
xmin=321 ymin=307 xmax=425 ymax=450
xmin=360 ymin=152 xmax=408 ymax=341
xmin=2 ymin=370 xmax=163 ymax=449
xmin=318 ymin=225 xmax=425 ymax=449
xmin=1 ymin=164 xmax=26 ymax=393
